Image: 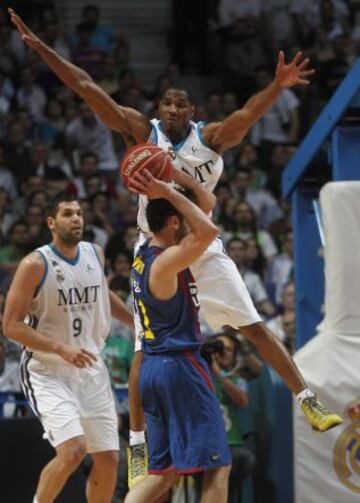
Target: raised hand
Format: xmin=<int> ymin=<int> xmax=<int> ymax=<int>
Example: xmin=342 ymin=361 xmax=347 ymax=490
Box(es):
xmin=275 ymin=51 xmax=315 ymax=89
xmin=129 ymin=169 xmax=172 ymax=199
xmin=8 ymin=8 xmax=43 ymax=50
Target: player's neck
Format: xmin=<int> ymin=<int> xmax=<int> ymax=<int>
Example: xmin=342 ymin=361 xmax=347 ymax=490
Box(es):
xmin=50 ymin=240 xmax=79 ymax=261
xmin=150 ymin=235 xmax=174 ymax=250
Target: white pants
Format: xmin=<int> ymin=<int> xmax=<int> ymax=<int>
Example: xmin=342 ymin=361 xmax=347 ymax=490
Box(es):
xmin=134 ymin=236 xmax=261 ymax=351
xmin=20 ymin=352 xmax=119 ymax=452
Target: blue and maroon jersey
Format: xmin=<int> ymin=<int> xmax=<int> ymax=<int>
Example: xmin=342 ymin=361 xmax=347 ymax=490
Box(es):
xmin=132 ymin=240 xmax=202 ymax=354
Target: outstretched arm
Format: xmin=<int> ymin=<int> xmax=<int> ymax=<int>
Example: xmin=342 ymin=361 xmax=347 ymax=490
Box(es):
xmin=8 ymin=8 xmax=151 ymax=143
xmin=203 ymin=51 xmax=314 ymax=153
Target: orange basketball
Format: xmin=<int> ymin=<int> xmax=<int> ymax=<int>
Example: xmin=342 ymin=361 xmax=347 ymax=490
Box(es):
xmin=120 ymin=144 xmax=174 ymax=189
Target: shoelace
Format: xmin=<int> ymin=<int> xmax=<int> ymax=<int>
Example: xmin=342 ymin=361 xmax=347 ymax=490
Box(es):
xmin=303 ymin=396 xmax=330 ymax=416
xmin=131 ymin=445 xmax=146 ymax=478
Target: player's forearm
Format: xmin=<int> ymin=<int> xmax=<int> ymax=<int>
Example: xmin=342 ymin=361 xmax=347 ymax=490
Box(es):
xmin=4 ymin=322 xmax=66 ymax=356
xmin=109 ymin=291 xmax=134 ymax=329
xmin=240 ymin=79 xmax=283 ymax=127
xmin=35 ymin=41 xmax=93 ymax=97
xmin=172 ymin=170 xmax=216 ymax=214
xmin=165 ymin=187 xmax=218 ymax=241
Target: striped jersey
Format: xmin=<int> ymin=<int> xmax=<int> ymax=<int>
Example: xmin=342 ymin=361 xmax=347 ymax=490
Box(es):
xmin=132 ymin=240 xmax=202 ymax=353
xmin=26 ymin=242 xmax=111 ymax=362
xmin=137 ymin=119 xmax=223 ymax=233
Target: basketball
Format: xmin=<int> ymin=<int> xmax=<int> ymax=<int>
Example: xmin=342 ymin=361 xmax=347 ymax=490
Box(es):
xmin=120 ymin=144 xmax=174 ymax=189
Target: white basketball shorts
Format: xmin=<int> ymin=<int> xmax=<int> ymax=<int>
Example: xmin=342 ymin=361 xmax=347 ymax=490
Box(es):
xmin=20 ymin=353 xmax=119 ymax=452
xmin=134 ymin=235 xmax=261 ymax=351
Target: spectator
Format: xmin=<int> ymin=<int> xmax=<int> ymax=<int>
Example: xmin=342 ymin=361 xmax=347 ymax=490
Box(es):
xmin=227 ymin=237 xmax=276 ymax=318
xmin=232 ymin=169 xmax=282 ymax=230
xmin=80 ymin=198 xmax=109 ymax=248
xmin=0 ymin=220 xmax=31 ymax=285
xmin=267 ymin=309 xmax=296 ymax=354
xmin=65 ymin=102 xmax=118 ymax=174
xmin=209 ymin=331 xmax=257 ymax=503
xmin=0 ymin=337 xmax=23 ymax=417
xmin=225 ymin=200 xmax=278 ymax=261
xmin=3 ymin=121 xmax=32 ymax=180
xmin=16 ymin=67 xmax=47 ymax=120
xmin=0 ymin=188 xmax=16 ymax=243
xmin=0 ymin=145 xmax=17 ymax=200
xmin=24 ymin=203 xmax=50 ymax=248
xmin=77 ymin=4 xmax=116 ymax=55
xmin=269 ymin=230 xmax=294 ymax=306
xmin=251 ymin=66 xmax=300 ymax=147
xmin=71 ymin=22 xmax=104 ymax=80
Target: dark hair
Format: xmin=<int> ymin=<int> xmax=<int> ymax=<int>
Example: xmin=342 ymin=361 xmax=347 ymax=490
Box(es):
xmin=226 ymin=236 xmax=246 ymax=249
xmin=109 ymin=276 xmax=131 ymax=293
xmin=8 ymin=219 xmax=27 ymax=236
xmin=80 ymin=151 xmax=98 ymax=163
xmin=146 ymin=189 xmax=194 ymax=233
xmin=160 ymin=87 xmax=195 ymax=105
xmin=146 ymin=198 xmax=182 ymax=233
xmin=45 ymin=194 xmax=79 ymax=218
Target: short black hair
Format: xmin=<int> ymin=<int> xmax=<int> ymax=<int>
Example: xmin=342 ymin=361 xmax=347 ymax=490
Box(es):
xmin=146 ymin=189 xmax=194 ymax=234
xmin=45 ymin=193 xmax=79 ymax=218
xmin=160 ymin=88 xmax=195 ymax=105
xmin=146 ymin=199 xmax=182 ymax=233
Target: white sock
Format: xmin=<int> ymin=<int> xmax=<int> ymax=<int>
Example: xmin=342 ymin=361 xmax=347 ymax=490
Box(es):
xmin=33 ymin=497 xmax=40 ymax=503
xmin=129 ymin=430 xmax=145 ymax=446
xmin=296 ymin=388 xmax=315 ymax=405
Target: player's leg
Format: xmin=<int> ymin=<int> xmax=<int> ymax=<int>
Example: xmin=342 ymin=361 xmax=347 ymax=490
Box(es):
xmin=127 ymin=349 xmax=148 ymax=488
xmin=241 ymin=321 xmax=342 ymax=430
xmin=201 ymin=465 xmax=231 ymax=503
xmin=87 ymin=450 xmax=119 ymax=503
xmin=192 ymin=242 xmax=342 ymax=431
xmin=35 ymin=436 xmax=87 ymax=503
xmin=240 ymin=321 xmax=307 ymax=394
xmin=124 ymin=472 xmax=177 ymax=503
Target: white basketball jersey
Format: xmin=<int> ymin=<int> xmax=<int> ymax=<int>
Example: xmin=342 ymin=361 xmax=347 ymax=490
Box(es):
xmin=137 ymin=119 xmax=224 ymax=233
xmin=26 ymin=242 xmax=111 ymax=362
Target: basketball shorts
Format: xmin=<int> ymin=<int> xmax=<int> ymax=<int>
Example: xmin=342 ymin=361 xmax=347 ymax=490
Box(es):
xmin=140 ymin=350 xmax=231 ymax=474
xmin=190 ymin=237 xmax=261 ymax=331
xmin=20 ymin=352 xmax=119 ymax=452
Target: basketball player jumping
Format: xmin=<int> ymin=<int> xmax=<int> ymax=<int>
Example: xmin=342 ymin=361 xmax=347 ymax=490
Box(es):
xmin=3 ymin=194 xmax=133 ymax=503
xmin=8 ymin=7 xmax=343 ymax=489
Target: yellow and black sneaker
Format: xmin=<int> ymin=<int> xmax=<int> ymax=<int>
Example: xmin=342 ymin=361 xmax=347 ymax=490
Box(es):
xmin=301 ymin=395 xmax=343 ymax=432
xmin=127 ymin=443 xmax=148 ymax=490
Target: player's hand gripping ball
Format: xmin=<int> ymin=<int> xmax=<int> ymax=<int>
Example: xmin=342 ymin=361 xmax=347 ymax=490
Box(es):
xmin=120 ymin=144 xmax=174 ymax=190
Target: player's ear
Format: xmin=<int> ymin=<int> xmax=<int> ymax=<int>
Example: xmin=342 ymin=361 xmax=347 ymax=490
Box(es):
xmin=47 ymin=216 xmax=55 ymax=232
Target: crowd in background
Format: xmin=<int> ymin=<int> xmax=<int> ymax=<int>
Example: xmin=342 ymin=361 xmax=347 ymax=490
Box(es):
xmin=1 ymin=0 xmax=359 ymax=397
xmin=0 ymin=0 xmax=358 ymax=500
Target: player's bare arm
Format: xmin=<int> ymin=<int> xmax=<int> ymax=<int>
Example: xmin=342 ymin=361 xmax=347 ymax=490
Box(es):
xmin=3 ymin=252 xmax=97 ymax=368
xmin=92 ymin=244 xmax=134 ymax=329
xmin=8 ymin=8 xmax=151 ymax=143
xmin=203 ymin=51 xmax=315 ymax=153
xmin=172 ymin=169 xmax=216 ymax=214
xmin=131 ymin=170 xmax=217 ymax=298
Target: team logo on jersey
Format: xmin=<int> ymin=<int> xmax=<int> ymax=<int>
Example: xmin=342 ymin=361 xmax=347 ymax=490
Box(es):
xmin=55 ymin=268 xmax=65 ymax=282
xmin=167 ymin=146 xmax=176 ymax=160
xmin=86 ymin=264 xmax=95 ymax=272
xmin=333 ymin=398 xmax=360 ymax=494
xmin=191 ymin=145 xmax=197 ymax=155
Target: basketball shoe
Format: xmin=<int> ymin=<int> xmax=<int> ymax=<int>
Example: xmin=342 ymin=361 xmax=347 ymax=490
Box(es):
xmin=301 ymin=395 xmax=343 ymax=432
xmin=127 ymin=443 xmax=148 ymax=489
